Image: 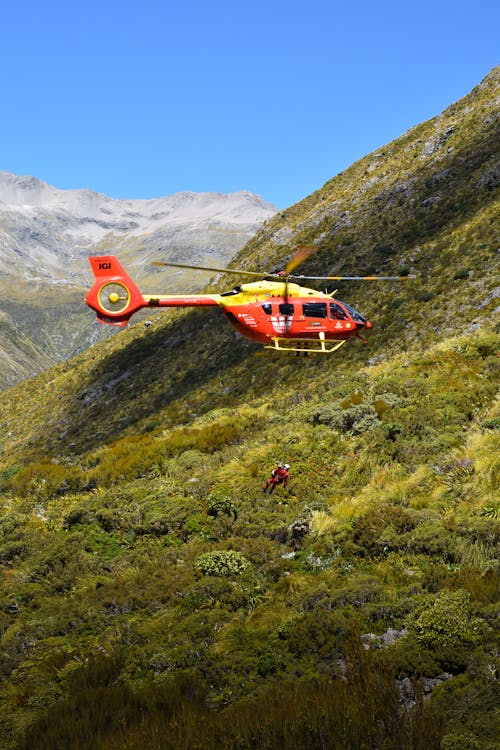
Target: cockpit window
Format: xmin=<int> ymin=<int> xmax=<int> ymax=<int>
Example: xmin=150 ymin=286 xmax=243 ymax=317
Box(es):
xmin=339 ymin=300 xmax=366 ymax=323
xmin=279 ymin=303 xmax=294 ymax=316
xmin=330 ymin=302 xmax=348 ymax=320
xmin=302 ymin=302 xmax=327 ymax=318
xmin=261 ymin=303 xmax=272 ymax=315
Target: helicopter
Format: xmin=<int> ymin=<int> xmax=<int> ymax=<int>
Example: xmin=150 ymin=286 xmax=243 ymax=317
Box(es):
xmin=85 ymin=246 xmax=410 ymax=354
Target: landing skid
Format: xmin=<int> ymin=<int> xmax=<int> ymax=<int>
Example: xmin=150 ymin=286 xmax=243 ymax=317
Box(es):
xmin=265 ymin=334 xmax=347 ymax=354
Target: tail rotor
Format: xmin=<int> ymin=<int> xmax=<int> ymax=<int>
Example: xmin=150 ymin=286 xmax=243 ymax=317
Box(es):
xmin=86 ymin=256 xmax=146 ymax=326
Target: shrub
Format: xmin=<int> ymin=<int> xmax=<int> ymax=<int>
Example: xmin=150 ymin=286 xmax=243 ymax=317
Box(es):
xmin=257 ymin=650 xmax=284 ymax=677
xmin=206 ymin=490 xmax=238 ymax=520
xmin=411 ymin=590 xmax=481 ymax=648
xmin=96 ymin=509 xmax=121 ymax=532
xmin=351 ymin=504 xmax=417 ymax=555
xmin=63 ymin=507 xmax=92 ymax=529
xmin=0 ymin=540 xmax=27 ymax=562
xmin=389 ymin=632 xmax=442 ymax=677
xmin=407 ymin=589 xmax=484 ymax=670
xmin=310 ymin=402 xmax=380 ymax=434
xmin=390 ymin=297 xmax=406 ymax=309
xmin=0 ymin=464 xmax=21 ymax=485
xmin=194 ymin=550 xmax=250 ymax=577
xmin=481 ymin=417 xmax=500 ymax=430
xmin=416 ymin=290 xmax=435 ymax=302
xmin=441 ymin=733 xmax=483 ymax=750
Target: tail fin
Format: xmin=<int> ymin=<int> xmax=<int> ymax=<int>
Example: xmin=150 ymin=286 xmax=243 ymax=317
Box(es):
xmin=85 ymin=256 xmax=146 ymax=326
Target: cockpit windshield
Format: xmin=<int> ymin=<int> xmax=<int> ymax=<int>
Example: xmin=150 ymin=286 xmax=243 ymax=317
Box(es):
xmin=338 ymin=300 xmax=366 ymax=323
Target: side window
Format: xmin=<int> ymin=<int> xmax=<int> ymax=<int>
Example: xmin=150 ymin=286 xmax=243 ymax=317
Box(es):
xmin=279 ymin=303 xmax=294 ymax=316
xmin=330 ymin=302 xmax=348 ymax=320
xmin=302 ymin=302 xmax=327 ymax=318
xmin=261 ymin=303 xmax=272 ymax=315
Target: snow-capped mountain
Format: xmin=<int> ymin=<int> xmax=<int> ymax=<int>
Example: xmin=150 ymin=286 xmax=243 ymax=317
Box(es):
xmin=0 ymin=171 xmax=277 ymax=287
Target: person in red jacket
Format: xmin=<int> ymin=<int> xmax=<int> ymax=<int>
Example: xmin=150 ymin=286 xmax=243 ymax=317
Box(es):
xmin=262 ymin=463 xmax=290 ymax=494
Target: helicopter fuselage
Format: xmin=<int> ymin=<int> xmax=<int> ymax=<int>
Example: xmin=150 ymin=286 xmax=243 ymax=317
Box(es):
xmin=215 ymin=281 xmax=371 ymax=344
xmin=85 ymin=256 xmax=371 ymax=353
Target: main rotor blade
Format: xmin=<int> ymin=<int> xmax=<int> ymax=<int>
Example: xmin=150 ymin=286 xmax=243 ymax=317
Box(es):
xmin=151 ymin=261 xmax=280 ymax=279
xmin=284 ymin=245 xmax=317 ymax=274
xmin=290 ymin=274 xmax=414 ymax=281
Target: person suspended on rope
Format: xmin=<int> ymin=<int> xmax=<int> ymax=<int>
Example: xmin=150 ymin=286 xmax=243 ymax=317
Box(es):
xmin=262 ymin=463 xmax=290 ymax=494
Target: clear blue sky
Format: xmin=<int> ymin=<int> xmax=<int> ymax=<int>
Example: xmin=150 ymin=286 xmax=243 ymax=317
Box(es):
xmin=1 ymin=0 xmax=498 ymax=208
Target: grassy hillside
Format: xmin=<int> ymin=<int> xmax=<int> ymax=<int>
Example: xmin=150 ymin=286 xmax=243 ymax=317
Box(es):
xmin=0 ymin=310 xmax=55 ymax=390
xmin=0 ymin=68 xmax=498 ymax=749
xmin=0 ymin=282 xmax=118 ymax=390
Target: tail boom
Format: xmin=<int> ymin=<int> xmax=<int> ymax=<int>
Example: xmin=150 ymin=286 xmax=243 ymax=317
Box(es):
xmin=86 ymin=256 xmax=221 ymax=326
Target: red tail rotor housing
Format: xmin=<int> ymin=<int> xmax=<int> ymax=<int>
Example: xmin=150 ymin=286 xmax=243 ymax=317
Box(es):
xmin=86 ymin=256 xmax=146 ymax=326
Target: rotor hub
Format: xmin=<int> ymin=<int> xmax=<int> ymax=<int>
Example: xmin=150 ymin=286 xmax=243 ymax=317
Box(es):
xmin=98 ymin=282 xmax=131 ymax=314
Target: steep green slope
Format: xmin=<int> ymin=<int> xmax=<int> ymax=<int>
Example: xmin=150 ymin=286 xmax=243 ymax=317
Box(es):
xmin=0 ymin=330 xmax=498 ymax=750
xmin=0 ymin=310 xmax=55 ymax=390
xmin=0 ymin=68 xmax=498 ymax=750
xmin=1 ymin=287 xmax=114 ymax=363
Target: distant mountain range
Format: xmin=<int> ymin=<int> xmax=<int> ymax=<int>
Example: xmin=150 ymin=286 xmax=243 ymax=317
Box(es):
xmin=0 ymin=174 xmax=277 ymax=388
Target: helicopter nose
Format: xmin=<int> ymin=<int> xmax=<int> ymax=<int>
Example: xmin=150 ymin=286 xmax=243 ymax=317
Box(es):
xmin=356 ymin=320 xmax=372 ymax=330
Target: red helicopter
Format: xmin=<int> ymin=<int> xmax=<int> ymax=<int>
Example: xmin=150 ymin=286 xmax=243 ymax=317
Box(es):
xmin=85 ymin=246 xmax=409 ymax=354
